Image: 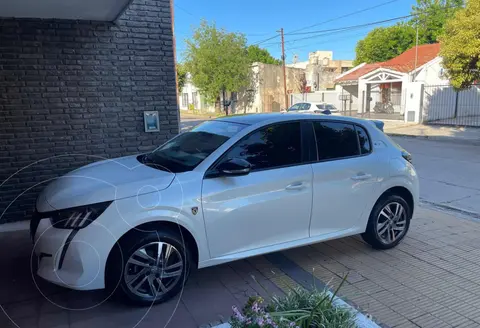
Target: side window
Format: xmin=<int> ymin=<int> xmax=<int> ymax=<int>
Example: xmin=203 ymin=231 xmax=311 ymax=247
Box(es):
xmin=288 ymin=104 xmax=300 ymax=111
xmin=316 ymin=104 xmax=325 ymax=110
xmin=356 ymin=125 xmax=371 ymax=154
xmin=223 ymin=122 xmax=302 ymax=171
xmin=313 ymin=121 xmax=360 ymax=161
xmin=303 ymin=103 xmax=311 ymax=110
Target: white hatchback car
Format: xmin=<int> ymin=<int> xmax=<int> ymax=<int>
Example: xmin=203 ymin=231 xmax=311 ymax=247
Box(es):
xmin=287 ymin=102 xmax=341 ymax=115
xmin=31 ymin=113 xmax=418 ymax=305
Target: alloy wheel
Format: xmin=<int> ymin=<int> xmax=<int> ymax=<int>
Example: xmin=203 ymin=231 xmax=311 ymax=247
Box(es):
xmin=124 ymin=242 xmax=183 ymax=299
xmin=376 ymin=202 xmax=407 ymax=245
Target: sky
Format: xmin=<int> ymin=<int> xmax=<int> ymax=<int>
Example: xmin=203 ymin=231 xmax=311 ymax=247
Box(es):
xmin=174 ymin=0 xmax=418 ymax=64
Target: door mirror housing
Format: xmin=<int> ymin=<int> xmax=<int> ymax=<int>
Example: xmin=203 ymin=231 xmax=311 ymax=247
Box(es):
xmin=208 ymin=158 xmax=252 ymax=178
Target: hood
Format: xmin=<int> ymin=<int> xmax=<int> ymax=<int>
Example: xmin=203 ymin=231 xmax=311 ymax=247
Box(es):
xmin=37 ymin=155 xmax=175 ymax=212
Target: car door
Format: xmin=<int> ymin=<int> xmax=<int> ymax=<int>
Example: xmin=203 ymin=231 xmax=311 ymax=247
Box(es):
xmin=309 ymin=120 xmax=380 ymax=237
xmin=201 ymin=121 xmax=313 ymax=258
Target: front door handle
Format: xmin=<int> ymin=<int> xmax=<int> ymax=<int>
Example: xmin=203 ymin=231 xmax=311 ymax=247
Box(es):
xmin=351 ymin=173 xmax=372 ymax=181
xmin=286 ymin=182 xmax=305 ymax=190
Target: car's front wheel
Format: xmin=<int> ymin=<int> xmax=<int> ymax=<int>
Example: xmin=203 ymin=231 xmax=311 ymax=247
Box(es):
xmin=106 ymin=228 xmax=192 ymax=305
xmin=362 ymin=194 xmax=411 ymax=249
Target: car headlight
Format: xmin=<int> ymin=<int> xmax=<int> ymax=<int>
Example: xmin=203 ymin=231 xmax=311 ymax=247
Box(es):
xmin=49 ymin=201 xmax=112 ymax=230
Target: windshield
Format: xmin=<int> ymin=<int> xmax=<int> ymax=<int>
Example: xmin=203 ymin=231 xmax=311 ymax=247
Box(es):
xmin=142 ymin=120 xmax=245 ymax=173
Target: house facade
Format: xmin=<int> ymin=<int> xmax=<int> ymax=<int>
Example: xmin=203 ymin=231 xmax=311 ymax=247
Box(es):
xmin=287 ymin=50 xmax=353 ymax=91
xmin=179 ymin=63 xmax=306 ymax=114
xmin=335 ymin=44 xmax=444 ymax=121
xmin=334 ymin=43 xmax=480 ymax=126
xmin=0 ymin=0 xmax=178 ymax=223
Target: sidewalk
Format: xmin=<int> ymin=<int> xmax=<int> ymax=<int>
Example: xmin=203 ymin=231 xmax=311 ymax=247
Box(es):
xmin=383 ymin=122 xmax=480 ymax=145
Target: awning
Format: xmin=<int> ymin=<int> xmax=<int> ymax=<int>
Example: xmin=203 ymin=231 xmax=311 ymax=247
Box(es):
xmin=0 ymin=0 xmax=133 ymax=21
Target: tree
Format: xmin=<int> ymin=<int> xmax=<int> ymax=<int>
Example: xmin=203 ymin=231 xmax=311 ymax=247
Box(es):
xmin=184 ymin=21 xmax=251 ymax=109
xmin=354 ymin=24 xmax=416 ymax=65
xmin=439 ymin=0 xmax=480 ymax=89
xmin=177 ymin=63 xmax=187 ymax=92
xmin=246 ymin=45 xmax=282 ymax=65
xmin=354 ymin=0 xmax=464 ymax=65
xmin=411 ymin=0 xmax=464 ymax=44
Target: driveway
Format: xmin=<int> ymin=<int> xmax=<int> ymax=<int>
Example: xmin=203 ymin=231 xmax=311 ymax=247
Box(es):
xmin=1 ymin=119 xmax=479 ymax=327
xmin=3 ymin=206 xmax=480 ymax=328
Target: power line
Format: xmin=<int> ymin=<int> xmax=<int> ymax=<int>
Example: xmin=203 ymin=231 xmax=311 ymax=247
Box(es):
xmin=286 ymin=15 xmax=413 ymax=36
xmin=260 ymin=14 xmax=412 ymax=47
xmin=175 ymin=3 xmax=195 ymax=17
xmin=250 ymin=34 xmax=280 ymax=46
xmin=285 ymin=31 xmax=369 ymax=53
xmin=286 ymin=0 xmax=400 ymax=34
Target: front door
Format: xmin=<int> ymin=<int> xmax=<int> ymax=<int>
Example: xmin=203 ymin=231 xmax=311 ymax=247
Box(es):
xmin=309 ymin=121 xmax=380 ymax=236
xmin=202 ymin=122 xmax=313 ymax=258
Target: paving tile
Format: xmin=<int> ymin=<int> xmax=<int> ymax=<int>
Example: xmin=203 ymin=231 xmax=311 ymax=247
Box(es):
xmin=38 ymin=311 xmax=69 ymax=328
xmin=411 ymin=313 xmax=452 ymax=328
xmin=3 ymin=299 xmax=39 ymax=320
xmin=392 ymin=320 xmax=420 ymax=328
xmin=2 ymin=316 xmax=39 ymax=328
xmin=181 ymin=283 xmax=238 ymax=326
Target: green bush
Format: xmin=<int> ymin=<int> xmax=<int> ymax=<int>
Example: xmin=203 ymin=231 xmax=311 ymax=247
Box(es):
xmin=230 ymin=285 xmax=356 ymax=328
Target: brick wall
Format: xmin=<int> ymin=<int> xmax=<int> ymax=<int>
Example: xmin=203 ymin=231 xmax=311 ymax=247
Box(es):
xmin=0 ymin=0 xmax=178 ymax=223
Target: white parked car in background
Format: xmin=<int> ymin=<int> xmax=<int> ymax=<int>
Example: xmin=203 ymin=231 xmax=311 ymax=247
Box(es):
xmin=287 ymin=102 xmax=341 ymax=115
xmin=31 ymin=113 xmax=418 ymax=305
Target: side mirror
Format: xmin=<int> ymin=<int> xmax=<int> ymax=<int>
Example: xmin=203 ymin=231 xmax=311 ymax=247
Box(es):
xmin=215 ymin=158 xmax=251 ymax=177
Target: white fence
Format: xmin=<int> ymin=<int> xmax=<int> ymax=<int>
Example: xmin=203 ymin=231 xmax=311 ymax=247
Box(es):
xmin=290 ymin=91 xmax=357 ymax=113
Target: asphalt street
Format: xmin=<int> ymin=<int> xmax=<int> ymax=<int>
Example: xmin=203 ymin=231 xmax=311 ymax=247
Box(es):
xmin=392 ymin=136 xmax=480 ymax=216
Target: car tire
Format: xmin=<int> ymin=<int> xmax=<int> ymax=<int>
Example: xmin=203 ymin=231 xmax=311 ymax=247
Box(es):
xmin=106 ymin=228 xmax=192 ymax=306
xmin=361 ymin=194 xmax=411 ymax=250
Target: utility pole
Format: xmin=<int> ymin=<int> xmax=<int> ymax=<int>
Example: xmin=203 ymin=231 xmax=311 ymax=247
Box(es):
xmin=277 ymin=28 xmax=288 ymax=110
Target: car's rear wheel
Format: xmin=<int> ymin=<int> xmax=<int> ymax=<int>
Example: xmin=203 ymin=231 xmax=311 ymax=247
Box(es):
xmin=362 ymin=194 xmax=411 ymax=249
xmin=106 ymin=228 xmax=192 ymax=306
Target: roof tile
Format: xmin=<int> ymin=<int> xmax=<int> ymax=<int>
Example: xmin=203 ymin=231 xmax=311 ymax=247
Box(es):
xmin=336 ymin=43 xmax=440 ymax=82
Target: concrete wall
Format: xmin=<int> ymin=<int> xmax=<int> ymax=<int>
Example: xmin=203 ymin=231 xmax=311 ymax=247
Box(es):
xmin=0 ymin=0 xmax=178 ymax=223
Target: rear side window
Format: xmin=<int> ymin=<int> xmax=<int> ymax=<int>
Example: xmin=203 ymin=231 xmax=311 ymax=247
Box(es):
xmin=356 ymin=125 xmax=371 ymax=154
xmin=313 ymin=121 xmax=360 ymax=160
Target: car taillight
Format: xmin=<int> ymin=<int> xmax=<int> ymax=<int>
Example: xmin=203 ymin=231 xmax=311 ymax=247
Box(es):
xmin=402 ymin=150 xmax=413 ymax=164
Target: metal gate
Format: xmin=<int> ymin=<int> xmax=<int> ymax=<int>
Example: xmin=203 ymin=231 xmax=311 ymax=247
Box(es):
xmin=423 ymin=84 xmax=480 ymax=127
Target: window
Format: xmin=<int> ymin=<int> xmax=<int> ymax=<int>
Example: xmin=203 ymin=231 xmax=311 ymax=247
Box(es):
xmin=301 ymin=103 xmax=311 ymax=110
xmin=288 ymin=104 xmax=301 ymax=111
xmin=313 ymin=121 xmax=360 ymax=161
xmin=144 ymin=121 xmax=245 ymax=173
xmin=192 ymin=92 xmax=198 ymax=109
xmin=182 ymin=93 xmax=189 ymax=108
xmin=356 ymin=125 xmax=371 ymax=154
xmin=316 ymin=104 xmax=325 ymax=110
xmin=326 ymin=104 xmax=337 ymax=111
xmin=223 ymin=122 xmax=302 ymax=171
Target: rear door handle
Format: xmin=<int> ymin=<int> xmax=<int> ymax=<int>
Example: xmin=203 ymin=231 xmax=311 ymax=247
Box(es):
xmin=286 ymin=182 xmax=305 ymax=190
xmin=351 ymin=173 xmax=372 ymax=181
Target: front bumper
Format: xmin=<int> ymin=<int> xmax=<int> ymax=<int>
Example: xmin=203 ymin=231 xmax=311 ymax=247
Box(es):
xmin=32 ymin=217 xmax=105 ymax=290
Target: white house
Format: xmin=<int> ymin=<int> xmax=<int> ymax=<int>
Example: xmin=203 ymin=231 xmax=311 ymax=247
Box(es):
xmin=334 ymin=43 xmax=480 ymax=126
